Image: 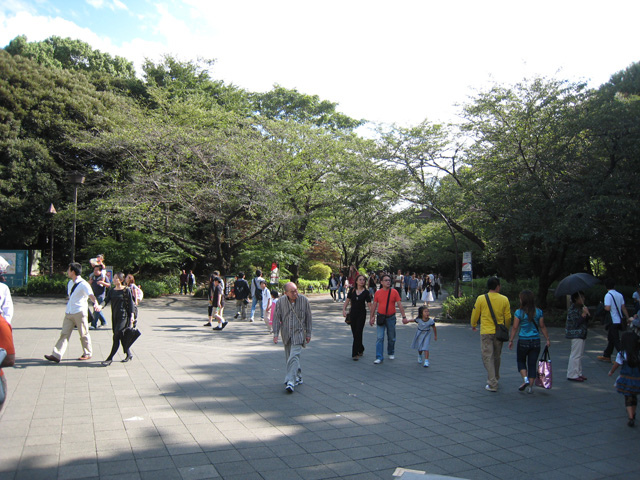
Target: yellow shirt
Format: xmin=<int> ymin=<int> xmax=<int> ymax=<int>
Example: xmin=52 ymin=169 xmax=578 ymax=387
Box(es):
xmin=470 ymin=291 xmax=512 ymax=334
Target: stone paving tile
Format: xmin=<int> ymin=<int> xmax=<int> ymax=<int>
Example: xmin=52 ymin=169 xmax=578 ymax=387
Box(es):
xmin=4 ymin=294 xmax=640 ymax=480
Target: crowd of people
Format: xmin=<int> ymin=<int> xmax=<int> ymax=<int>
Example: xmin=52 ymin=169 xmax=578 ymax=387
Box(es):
xmin=3 ymin=254 xmax=640 ymax=425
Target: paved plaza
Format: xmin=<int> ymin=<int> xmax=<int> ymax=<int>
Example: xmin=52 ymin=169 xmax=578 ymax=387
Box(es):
xmin=1 ymin=292 xmax=639 ymax=480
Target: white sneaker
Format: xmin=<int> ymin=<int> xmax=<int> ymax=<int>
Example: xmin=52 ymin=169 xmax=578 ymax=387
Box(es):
xmin=373 ymin=359 xmax=382 ymax=364
xmin=249 ymin=318 xmax=254 ymax=323
xmin=423 ymin=359 xmax=429 ymax=367
xmin=285 ymin=382 xmax=294 ymax=393
xmin=485 ymin=384 xmax=497 ymax=392
xmin=418 ymin=355 xmax=423 ymax=364
xmin=388 ymin=355 xmax=395 ymax=360
xmin=295 ymin=377 xmax=303 ymax=385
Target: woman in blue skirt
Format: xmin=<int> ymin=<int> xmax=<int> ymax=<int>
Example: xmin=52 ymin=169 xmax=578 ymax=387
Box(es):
xmin=609 ymin=331 xmax=640 ymax=427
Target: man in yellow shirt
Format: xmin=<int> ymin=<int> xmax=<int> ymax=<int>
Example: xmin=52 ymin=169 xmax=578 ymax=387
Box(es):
xmin=471 ymin=277 xmax=512 ymax=392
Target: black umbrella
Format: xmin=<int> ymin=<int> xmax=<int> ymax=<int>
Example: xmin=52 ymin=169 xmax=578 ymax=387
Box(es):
xmin=121 ymin=327 xmax=141 ymax=352
xmin=554 ymin=273 xmax=600 ymax=297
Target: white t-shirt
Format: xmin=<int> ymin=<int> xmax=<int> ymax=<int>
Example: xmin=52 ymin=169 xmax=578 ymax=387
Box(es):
xmin=66 ymin=277 xmax=94 ymax=314
xmin=0 ymin=282 xmax=13 ymax=324
xmin=615 ymin=351 xmax=627 ymax=366
xmin=261 ymin=288 xmax=272 ymax=312
xmin=605 ymin=290 xmax=625 ymax=324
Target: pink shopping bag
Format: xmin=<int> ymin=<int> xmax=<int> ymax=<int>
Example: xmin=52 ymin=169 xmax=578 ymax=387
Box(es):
xmin=534 ymin=345 xmax=552 ymax=389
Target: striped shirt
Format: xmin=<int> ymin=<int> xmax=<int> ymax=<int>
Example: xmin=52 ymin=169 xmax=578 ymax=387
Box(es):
xmin=273 ymin=294 xmax=312 ymax=345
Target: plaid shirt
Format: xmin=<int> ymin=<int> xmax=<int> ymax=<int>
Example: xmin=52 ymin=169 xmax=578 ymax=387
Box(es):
xmin=273 ymin=294 xmax=312 ymax=345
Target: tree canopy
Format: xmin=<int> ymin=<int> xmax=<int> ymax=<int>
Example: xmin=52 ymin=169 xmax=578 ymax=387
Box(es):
xmin=2 ymin=34 xmax=639 ymax=291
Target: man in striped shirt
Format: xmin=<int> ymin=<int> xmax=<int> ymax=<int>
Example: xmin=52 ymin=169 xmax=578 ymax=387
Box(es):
xmin=273 ymin=282 xmax=312 ymax=393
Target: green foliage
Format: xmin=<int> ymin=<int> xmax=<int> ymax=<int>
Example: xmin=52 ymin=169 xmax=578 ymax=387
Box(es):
xmin=137 ymin=275 xmax=180 ymax=298
xmin=80 ymin=231 xmax=186 ymax=275
xmin=307 ymin=263 xmax=332 ymax=281
xmin=5 ymin=35 xmax=136 ymax=78
xmin=251 ymin=85 xmax=363 ymax=130
xmin=11 ymin=274 xmax=68 ymax=296
xmin=441 ymin=295 xmax=475 ymax=321
xmin=295 ymin=278 xmax=326 ymax=293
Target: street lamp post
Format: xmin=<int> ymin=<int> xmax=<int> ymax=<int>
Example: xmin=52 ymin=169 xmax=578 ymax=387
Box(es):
xmin=67 ymin=172 xmax=85 ymax=263
xmin=47 ymin=203 xmax=57 ymax=275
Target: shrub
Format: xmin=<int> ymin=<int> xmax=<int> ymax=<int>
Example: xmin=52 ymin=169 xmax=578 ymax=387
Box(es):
xmin=296 ymin=278 xmax=325 ymax=293
xmin=441 ymin=295 xmax=475 ymax=321
xmin=11 ymin=274 xmax=68 ymax=296
xmin=307 ymin=263 xmax=332 ymax=281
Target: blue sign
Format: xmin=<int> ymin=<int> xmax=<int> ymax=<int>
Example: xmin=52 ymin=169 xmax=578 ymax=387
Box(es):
xmin=0 ymin=250 xmax=29 ymax=287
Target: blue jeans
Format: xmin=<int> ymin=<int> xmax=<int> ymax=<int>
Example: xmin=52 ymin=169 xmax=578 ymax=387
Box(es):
xmin=410 ymin=288 xmax=418 ymax=306
xmin=376 ymin=314 xmax=397 ymax=360
xmin=250 ymin=295 xmax=263 ymax=320
xmin=92 ymin=294 xmax=106 ymax=327
xmin=337 ymin=286 xmax=346 ymax=301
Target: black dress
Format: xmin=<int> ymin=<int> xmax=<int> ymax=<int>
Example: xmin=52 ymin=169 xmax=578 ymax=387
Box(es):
xmin=347 ymin=288 xmax=371 ymax=358
xmin=103 ymin=287 xmax=135 ymax=361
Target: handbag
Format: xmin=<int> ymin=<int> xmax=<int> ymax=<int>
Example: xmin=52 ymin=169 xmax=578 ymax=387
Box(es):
xmin=344 ymin=300 xmax=352 ymax=325
xmin=376 ymin=290 xmax=393 ymax=326
xmin=534 ymin=345 xmax=553 ymax=389
xmin=485 ymin=294 xmax=509 ymax=342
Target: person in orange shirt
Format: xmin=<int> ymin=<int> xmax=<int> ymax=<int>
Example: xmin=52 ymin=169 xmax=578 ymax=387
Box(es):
xmin=0 ymin=314 xmax=16 ymax=413
xmin=369 ymin=274 xmax=407 ymax=364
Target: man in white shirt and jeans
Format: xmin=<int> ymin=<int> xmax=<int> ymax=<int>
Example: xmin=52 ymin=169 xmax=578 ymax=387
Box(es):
xmin=45 ymin=263 xmax=99 ymax=363
xmin=598 ymin=278 xmax=630 ymax=363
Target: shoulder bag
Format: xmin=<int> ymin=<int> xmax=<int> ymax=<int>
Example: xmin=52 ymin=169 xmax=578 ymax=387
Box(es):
xmin=609 ymin=293 xmax=627 ymax=331
xmin=485 ymin=294 xmax=509 ymax=342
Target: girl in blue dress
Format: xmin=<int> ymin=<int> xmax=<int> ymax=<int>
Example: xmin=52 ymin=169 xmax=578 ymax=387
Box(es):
xmin=609 ymin=332 xmax=640 ymax=427
xmin=404 ymin=306 xmax=437 ymax=367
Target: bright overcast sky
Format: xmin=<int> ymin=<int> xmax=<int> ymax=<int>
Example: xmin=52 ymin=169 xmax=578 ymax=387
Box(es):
xmin=2 ymin=0 xmax=639 ymax=126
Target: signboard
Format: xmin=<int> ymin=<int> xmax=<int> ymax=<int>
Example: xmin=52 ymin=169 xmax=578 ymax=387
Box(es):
xmin=462 ymin=251 xmax=472 ymax=282
xmin=0 ymin=250 xmax=29 ymax=287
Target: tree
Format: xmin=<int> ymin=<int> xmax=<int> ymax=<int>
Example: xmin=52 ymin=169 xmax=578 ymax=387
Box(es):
xmin=5 ymin=35 xmax=136 ymax=79
xmin=251 ymin=85 xmax=363 ymax=131
xmin=0 ymin=50 xmax=138 ymax=254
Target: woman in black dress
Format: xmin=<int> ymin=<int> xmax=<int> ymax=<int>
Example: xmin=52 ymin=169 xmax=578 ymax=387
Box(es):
xmin=343 ymin=274 xmax=371 ymax=361
xmin=99 ymin=272 xmax=135 ymax=366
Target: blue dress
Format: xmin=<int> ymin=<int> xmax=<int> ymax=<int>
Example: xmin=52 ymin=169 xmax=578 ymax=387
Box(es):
xmin=411 ymin=318 xmax=435 ymax=351
xmin=615 ymin=352 xmax=640 ymax=396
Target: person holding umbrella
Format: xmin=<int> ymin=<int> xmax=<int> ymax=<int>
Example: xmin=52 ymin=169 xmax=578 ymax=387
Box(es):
xmin=566 ymin=291 xmax=590 ymax=382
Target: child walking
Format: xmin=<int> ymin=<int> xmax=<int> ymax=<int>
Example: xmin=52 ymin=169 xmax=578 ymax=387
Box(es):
xmin=268 ymin=290 xmax=279 ymax=334
xmin=608 ymin=331 xmax=640 ymax=427
xmin=260 ymin=280 xmax=272 ymax=333
xmin=404 ymin=306 xmax=437 ymax=367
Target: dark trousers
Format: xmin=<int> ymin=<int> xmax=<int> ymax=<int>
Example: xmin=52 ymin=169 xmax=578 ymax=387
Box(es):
xmin=603 ymin=323 xmax=623 ymax=358
xmin=517 ymin=338 xmax=541 ymax=379
xmin=350 ymin=313 xmax=366 ymax=357
xmin=106 ymin=330 xmax=131 ymax=361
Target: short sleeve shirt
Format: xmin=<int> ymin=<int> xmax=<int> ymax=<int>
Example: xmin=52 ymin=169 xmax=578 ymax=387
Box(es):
xmin=66 ymin=278 xmax=93 ymax=314
xmin=374 ymin=288 xmax=401 ymax=316
xmin=605 ymin=290 xmax=625 ymax=324
xmin=347 ymin=288 xmax=371 ymax=317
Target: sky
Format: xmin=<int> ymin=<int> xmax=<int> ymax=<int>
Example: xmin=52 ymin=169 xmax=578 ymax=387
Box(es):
xmin=1 ymin=0 xmax=640 ymax=126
